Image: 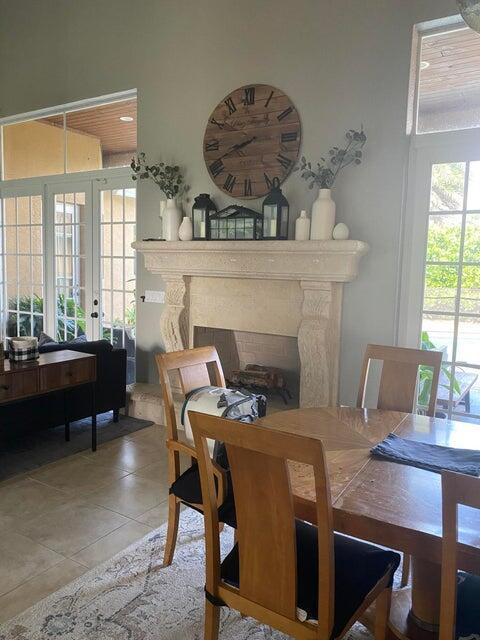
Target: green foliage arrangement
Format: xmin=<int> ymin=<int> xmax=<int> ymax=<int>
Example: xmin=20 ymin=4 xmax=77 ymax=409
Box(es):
xmin=295 ymin=128 xmax=367 ymax=189
xmin=131 ymin=153 xmax=188 ymax=199
xmin=418 ymin=331 xmax=460 ymax=409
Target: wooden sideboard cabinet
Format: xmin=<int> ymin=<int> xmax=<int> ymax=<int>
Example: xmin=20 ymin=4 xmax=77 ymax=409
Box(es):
xmin=0 ymin=349 xmax=98 ymax=450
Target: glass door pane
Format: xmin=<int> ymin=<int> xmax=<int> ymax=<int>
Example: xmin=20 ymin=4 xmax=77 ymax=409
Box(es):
xmin=0 ymin=194 xmax=44 ymax=338
xmin=54 ymin=192 xmax=88 ymax=341
xmin=98 ymin=186 xmax=136 ymax=383
xmin=421 ymin=160 xmax=480 ymax=423
xmin=46 ymin=183 xmax=93 ymax=342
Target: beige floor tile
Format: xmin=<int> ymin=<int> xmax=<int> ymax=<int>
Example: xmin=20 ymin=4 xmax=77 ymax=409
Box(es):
xmin=0 ymin=477 xmax=69 ymax=530
xmin=0 ymin=559 xmax=87 ymax=624
xmin=17 ymin=499 xmax=130 ymax=556
xmin=71 ymin=520 xmax=153 ymax=568
xmin=133 ymin=459 xmax=169 ymax=483
xmin=86 ymin=474 xmax=168 ymax=518
xmin=0 ymin=531 xmax=63 ymax=596
xmin=125 ymin=424 xmax=166 ymax=448
xmin=135 ymin=499 xmax=170 ymax=529
xmin=79 ymin=436 xmax=164 ymax=472
xmin=29 ymin=455 xmax=129 ymax=496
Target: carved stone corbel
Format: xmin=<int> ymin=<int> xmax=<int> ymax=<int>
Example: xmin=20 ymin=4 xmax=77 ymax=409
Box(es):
xmin=298 ymin=281 xmax=343 ymax=408
xmin=159 ymin=276 xmax=189 ymax=352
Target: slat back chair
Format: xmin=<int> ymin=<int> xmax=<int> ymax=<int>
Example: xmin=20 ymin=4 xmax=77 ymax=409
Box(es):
xmin=357 ymin=344 xmax=443 ymax=587
xmin=440 ymin=471 xmax=480 ymax=640
xmin=357 ymin=344 xmax=443 ymax=418
xmin=190 ymin=410 xmax=398 ymax=640
xmin=156 ymin=346 xmax=226 ymax=566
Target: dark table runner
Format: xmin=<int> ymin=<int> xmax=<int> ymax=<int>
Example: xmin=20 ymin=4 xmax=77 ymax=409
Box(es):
xmin=371 ymin=433 xmax=480 ymax=476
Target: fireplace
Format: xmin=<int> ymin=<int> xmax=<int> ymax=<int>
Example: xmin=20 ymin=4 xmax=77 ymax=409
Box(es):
xmin=134 ymin=239 xmax=368 ymax=408
xmin=194 ymin=326 xmax=300 ymax=402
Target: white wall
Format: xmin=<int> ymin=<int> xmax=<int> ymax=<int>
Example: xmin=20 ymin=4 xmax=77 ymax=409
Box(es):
xmin=0 ymin=0 xmax=457 ymax=403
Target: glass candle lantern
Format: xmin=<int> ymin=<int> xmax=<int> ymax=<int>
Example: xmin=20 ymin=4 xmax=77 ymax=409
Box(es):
xmin=262 ymin=177 xmax=290 ymax=240
xmin=192 ymin=193 xmax=216 ymax=240
xmin=209 ymin=205 xmax=263 ymax=240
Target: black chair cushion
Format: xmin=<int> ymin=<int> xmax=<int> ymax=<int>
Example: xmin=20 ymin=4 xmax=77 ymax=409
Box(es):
xmin=456 ymin=571 xmax=480 ymax=639
xmin=220 ymin=519 xmax=400 ymax=639
xmin=169 ymin=463 xmax=237 ymax=528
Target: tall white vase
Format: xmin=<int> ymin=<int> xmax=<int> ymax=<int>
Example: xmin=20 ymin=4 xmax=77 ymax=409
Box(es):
xmin=162 ymin=198 xmax=182 ymax=241
xmin=310 ymin=189 xmax=336 ymax=240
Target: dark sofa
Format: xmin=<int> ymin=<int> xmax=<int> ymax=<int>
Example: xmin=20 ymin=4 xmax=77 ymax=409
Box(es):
xmin=0 ymin=340 xmax=127 ymax=437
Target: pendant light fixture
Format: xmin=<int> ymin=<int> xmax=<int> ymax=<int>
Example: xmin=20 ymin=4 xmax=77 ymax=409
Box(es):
xmin=458 ymin=0 xmax=480 ymax=33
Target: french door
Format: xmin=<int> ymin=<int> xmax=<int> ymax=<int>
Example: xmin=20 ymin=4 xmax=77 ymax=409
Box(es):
xmin=401 ymin=131 xmax=480 ymax=422
xmin=46 ymin=181 xmax=94 ymax=340
xmin=0 ymin=172 xmax=136 ymax=381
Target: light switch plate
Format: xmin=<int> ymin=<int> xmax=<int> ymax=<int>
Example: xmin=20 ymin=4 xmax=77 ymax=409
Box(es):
xmin=144 ymin=290 xmax=165 ymax=303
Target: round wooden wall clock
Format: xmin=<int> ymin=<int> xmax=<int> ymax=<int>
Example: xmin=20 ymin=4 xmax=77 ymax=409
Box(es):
xmin=203 ymin=84 xmax=301 ymax=199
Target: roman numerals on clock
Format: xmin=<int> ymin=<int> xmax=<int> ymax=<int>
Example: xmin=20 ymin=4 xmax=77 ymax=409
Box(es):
xmin=277 ymin=106 xmax=293 ymax=121
xmin=264 ymin=172 xmax=273 ymax=189
xmin=204 ymin=85 xmax=301 ymax=198
xmin=224 ymin=97 xmax=236 ymax=115
xmin=277 ymin=153 xmax=292 ymax=170
xmin=210 ymin=159 xmax=224 ymax=178
xmin=205 ymin=139 xmax=219 ymax=152
xmin=223 ymin=174 xmax=236 ymax=193
xmin=243 ymin=87 xmax=255 ymax=106
xmin=281 ymin=131 xmax=298 ymax=143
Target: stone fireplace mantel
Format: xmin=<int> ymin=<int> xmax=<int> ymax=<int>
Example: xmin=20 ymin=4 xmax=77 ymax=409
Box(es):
xmin=134 ymin=240 xmax=369 ymax=407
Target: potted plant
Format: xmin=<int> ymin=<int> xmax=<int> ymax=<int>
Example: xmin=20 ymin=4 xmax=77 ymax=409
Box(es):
xmin=296 ymin=128 xmax=366 ymax=240
xmin=131 ymin=153 xmax=188 ymax=240
xmin=418 ymin=331 xmax=460 ymax=413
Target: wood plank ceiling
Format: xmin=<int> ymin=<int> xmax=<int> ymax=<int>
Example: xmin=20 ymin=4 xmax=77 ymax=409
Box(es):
xmin=42 ymin=99 xmax=137 ymax=156
xmin=419 ymin=27 xmax=480 ymax=114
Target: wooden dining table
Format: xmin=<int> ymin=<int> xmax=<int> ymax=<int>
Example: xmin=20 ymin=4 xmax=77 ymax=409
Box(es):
xmin=257 ymin=406 xmax=480 ymax=640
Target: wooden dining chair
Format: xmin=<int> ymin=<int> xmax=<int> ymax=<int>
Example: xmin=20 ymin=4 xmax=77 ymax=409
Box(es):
xmin=357 ymin=344 xmax=443 ymax=586
xmin=357 ymin=343 xmax=443 ymax=418
xmin=189 ymin=410 xmax=400 ymax=640
xmin=440 ymin=470 xmax=480 ymax=640
xmin=156 ymin=346 xmax=228 ymax=566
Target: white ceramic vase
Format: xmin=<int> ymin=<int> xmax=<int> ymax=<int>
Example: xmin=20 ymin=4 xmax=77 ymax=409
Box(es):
xmin=161 ymin=198 xmax=182 ymax=241
xmin=295 ymin=210 xmax=311 ymax=240
xmin=178 ymin=216 xmax=193 ymax=241
xmin=310 ymin=189 xmax=336 ymax=240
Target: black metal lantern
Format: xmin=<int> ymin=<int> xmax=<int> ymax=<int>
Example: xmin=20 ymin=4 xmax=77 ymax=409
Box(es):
xmin=262 ymin=177 xmax=289 ymax=240
xmin=192 ymin=193 xmax=216 ymax=240
xmin=209 ymin=205 xmax=263 ymax=240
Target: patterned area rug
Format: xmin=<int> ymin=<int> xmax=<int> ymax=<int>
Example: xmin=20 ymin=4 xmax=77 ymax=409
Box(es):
xmin=0 ymin=511 xmax=372 ymax=640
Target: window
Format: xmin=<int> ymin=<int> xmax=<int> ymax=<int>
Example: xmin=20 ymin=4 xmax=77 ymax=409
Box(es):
xmin=0 ymin=93 xmax=137 ymax=383
xmin=417 ymin=27 xmax=480 ymax=134
xmin=401 ymin=22 xmax=480 ymax=424
xmin=1 ymin=96 xmax=137 ymax=180
xmin=421 ymin=161 xmax=480 ymax=421
xmin=1 ymin=195 xmax=44 ymax=337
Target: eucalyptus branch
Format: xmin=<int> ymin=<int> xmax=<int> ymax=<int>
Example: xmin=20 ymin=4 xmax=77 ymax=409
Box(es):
xmin=295 ymin=127 xmax=366 ymax=190
xmin=131 ymin=152 xmax=189 ymax=200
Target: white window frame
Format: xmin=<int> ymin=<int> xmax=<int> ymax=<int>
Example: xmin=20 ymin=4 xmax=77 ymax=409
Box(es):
xmin=397 ymin=17 xmax=478 ymax=347
xmin=0 ymin=91 xmax=137 ymax=360
xmin=0 ymin=89 xmax=136 ymax=181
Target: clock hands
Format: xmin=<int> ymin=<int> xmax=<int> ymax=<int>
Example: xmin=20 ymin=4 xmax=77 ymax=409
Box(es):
xmin=218 ymin=136 xmax=257 ymax=160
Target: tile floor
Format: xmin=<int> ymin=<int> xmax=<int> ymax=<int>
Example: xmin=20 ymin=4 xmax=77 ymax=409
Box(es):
xmin=0 ymin=423 xmax=171 ymax=624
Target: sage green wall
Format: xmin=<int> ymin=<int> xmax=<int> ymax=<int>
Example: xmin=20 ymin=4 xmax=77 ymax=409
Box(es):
xmin=0 ymin=0 xmax=456 ymax=403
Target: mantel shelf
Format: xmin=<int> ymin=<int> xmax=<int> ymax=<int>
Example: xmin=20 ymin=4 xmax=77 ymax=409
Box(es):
xmin=133 ymin=239 xmax=369 ymax=282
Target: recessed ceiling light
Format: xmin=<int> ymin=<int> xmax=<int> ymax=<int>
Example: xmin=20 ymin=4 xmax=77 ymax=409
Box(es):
xmin=420 ymin=61 xmax=430 ymax=70
xmin=119 ymin=116 xmax=134 ymax=122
